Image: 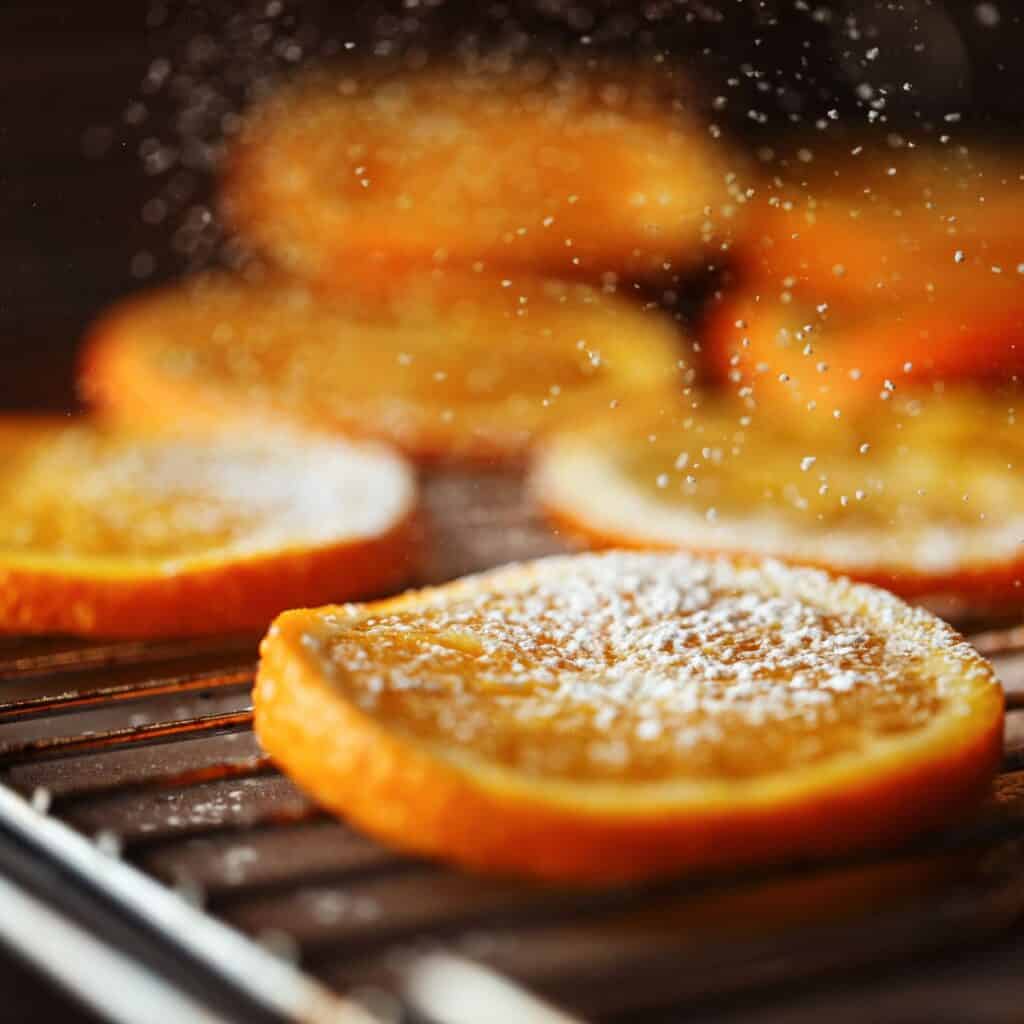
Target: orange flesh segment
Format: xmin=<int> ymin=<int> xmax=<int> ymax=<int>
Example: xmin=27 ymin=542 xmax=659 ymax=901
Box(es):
xmin=256 ymin=552 xmax=1003 ymax=880
xmin=224 ymin=66 xmax=747 ymax=282
xmin=81 ymin=274 xmax=689 ymax=462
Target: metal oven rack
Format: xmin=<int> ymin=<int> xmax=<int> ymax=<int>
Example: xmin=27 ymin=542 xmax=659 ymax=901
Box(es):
xmin=0 ymin=471 xmax=1022 ymax=1024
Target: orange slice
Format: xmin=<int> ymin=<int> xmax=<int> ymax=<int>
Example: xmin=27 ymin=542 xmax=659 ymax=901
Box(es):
xmin=254 ymin=551 xmax=1003 ymax=882
xmin=742 ymin=142 xmax=1024 ymax=300
xmin=81 ymin=273 xmax=691 ymax=464
xmin=223 ymin=64 xmax=746 ymax=285
xmin=704 ymin=288 xmax=1024 ymax=414
xmin=0 ymin=419 xmax=418 ymax=637
xmin=532 ymin=394 xmax=1024 ymax=601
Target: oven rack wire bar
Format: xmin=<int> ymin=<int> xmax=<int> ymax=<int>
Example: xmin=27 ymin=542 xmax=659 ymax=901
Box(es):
xmin=0 ymin=709 xmax=256 ymax=766
xmin=0 ymin=668 xmax=254 ymax=723
xmin=0 ymin=874 xmax=240 ymax=1024
xmin=0 ymin=783 xmax=374 ymax=1024
xmin=0 ymin=779 xmax=581 ymax=1024
xmin=0 ymin=636 xmax=257 ymax=681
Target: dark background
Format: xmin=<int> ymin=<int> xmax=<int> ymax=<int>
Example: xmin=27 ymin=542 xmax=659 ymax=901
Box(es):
xmin=4 ymin=0 xmax=1024 ymax=412
xmin=2 ymin=1 xmax=1023 ymax=1020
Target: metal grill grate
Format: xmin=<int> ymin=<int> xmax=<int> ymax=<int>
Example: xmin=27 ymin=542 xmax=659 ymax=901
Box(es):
xmin=0 ymin=470 xmax=1023 ymax=1024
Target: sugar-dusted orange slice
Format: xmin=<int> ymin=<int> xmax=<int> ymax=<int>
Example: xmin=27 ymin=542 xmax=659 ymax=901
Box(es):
xmin=254 ymin=551 xmax=1003 ymax=882
xmin=0 ymin=420 xmax=418 ymax=637
xmin=742 ymin=142 xmax=1024 ymax=300
xmin=532 ymin=394 xmax=1024 ymax=601
xmin=81 ymin=273 xmax=691 ymax=464
xmin=223 ymin=64 xmax=747 ymax=285
xmin=704 ymin=288 xmax=1024 ymax=414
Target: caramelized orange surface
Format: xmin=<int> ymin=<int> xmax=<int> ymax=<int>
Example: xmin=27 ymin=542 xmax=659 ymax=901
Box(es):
xmin=0 ymin=420 xmax=417 ymax=636
xmin=292 ymin=574 xmax=940 ymax=783
xmin=81 ymin=274 xmax=690 ymax=463
xmin=255 ymin=552 xmax=1002 ymax=881
xmin=743 ymin=142 xmax=1024 ymax=300
xmin=533 ymin=394 xmax=1024 ymax=599
xmin=224 ymin=65 xmax=746 ymax=283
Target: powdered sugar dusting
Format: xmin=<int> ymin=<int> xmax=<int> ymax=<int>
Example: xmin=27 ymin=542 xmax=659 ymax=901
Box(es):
xmin=533 ymin=398 xmax=1024 ymax=576
xmin=303 ymin=552 xmax=992 ymax=783
xmin=0 ymin=423 xmax=414 ymax=567
xmin=117 ymin=275 xmax=684 ymax=459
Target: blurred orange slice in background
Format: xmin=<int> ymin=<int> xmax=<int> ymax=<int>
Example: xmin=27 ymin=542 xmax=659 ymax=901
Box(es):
xmin=81 ymin=273 xmax=692 ymax=464
xmin=704 ymin=287 xmax=1024 ymax=414
xmin=532 ymin=394 xmax=1024 ymax=602
xmin=223 ymin=64 xmax=747 ymax=284
xmin=0 ymin=420 xmax=417 ymax=636
xmin=740 ymin=142 xmax=1024 ymax=301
